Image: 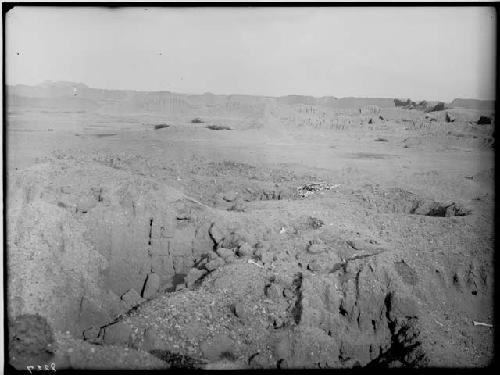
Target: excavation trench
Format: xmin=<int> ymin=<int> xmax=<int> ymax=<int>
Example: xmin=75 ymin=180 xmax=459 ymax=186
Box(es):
xmin=7 ymin=163 xmax=216 ymax=340
xmin=8 ymin=162 xmax=428 ymax=368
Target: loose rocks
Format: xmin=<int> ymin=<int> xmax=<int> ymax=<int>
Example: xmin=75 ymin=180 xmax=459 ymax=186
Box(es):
xmin=231 ymin=302 xmax=250 ymax=322
xmin=216 ymin=247 xmax=235 ymax=260
xmin=237 ymin=242 xmax=254 ymax=257
xmin=223 ymin=191 xmax=238 ymax=202
xmin=205 ymin=257 xmax=226 ymax=272
xmin=121 ymin=289 xmax=145 ymax=310
xmin=83 ymin=326 xmax=100 ymax=341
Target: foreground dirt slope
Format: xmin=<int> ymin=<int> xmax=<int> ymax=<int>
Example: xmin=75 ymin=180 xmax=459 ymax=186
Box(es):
xmin=6 ymin=94 xmax=494 ymax=369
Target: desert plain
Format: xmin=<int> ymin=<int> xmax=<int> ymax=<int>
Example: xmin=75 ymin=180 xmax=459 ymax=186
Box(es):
xmin=5 ymin=81 xmax=495 ymax=369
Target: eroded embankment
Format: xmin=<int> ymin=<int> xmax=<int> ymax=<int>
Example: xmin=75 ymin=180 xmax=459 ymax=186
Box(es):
xmin=7 ymin=156 xmax=490 ymax=369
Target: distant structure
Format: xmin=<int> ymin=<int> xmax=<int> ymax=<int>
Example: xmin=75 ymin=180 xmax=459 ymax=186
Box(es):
xmin=73 ymin=87 xmax=78 ymax=96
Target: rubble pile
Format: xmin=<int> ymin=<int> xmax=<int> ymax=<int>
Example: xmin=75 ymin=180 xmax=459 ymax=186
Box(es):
xmin=297 ymin=182 xmax=341 ymax=198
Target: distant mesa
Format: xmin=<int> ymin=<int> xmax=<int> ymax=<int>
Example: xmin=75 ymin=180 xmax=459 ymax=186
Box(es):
xmin=6 ymin=82 xmax=494 ymax=117
xmin=451 ymin=98 xmax=495 ymax=111
xmin=36 ymin=80 xmax=89 ymax=90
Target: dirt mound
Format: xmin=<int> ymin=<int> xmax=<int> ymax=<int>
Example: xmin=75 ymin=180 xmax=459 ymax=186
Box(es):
xmin=7 ymin=158 xmax=218 ymax=338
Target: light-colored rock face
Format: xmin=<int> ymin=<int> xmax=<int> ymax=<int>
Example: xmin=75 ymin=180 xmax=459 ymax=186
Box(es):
xmin=7 ymin=159 xmax=216 ymax=337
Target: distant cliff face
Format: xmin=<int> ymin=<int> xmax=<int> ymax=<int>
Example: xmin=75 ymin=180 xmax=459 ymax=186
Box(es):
xmin=7 ymin=83 xmax=268 ymax=118
xmin=7 ymin=81 xmax=493 ymax=117
xmin=450 ymin=98 xmax=495 ymax=111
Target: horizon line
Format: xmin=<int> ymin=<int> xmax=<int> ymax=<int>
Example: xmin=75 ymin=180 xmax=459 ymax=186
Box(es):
xmin=7 ymin=80 xmax=496 ymax=104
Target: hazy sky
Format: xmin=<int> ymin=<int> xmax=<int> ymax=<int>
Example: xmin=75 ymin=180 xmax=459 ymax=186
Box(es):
xmin=5 ymin=6 xmax=496 ymax=101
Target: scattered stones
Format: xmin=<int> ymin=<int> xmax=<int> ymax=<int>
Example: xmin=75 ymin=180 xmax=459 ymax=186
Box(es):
xmin=205 ymin=257 xmax=226 ymax=272
xmin=200 ymin=334 xmax=234 ymax=362
xmin=231 ymin=302 xmax=250 ymax=322
xmin=306 ymin=216 xmax=324 ymax=230
xmin=186 ymin=268 xmax=207 ymax=288
xmin=265 ymin=284 xmax=283 ymax=300
xmin=412 ymin=200 xmax=471 ymax=217
xmin=297 ymin=182 xmax=340 ymax=198
xmin=149 ymin=350 xmax=197 ymax=368
xmin=223 ymin=191 xmax=238 ymax=202
xmin=237 ymin=242 xmax=254 ymax=257
xmin=102 ymin=322 xmax=133 ymax=346
xmin=121 ymin=289 xmax=145 ymax=310
xmin=83 ymin=326 xmax=100 ymax=341
xmin=307 ymin=258 xmax=330 ymax=272
xmin=142 ymin=273 xmax=160 ymax=299
xmin=220 ymin=230 xmax=248 ymax=249
xmin=445 ymin=111 xmax=456 ymax=123
xmin=216 ymin=247 xmax=235 ymax=260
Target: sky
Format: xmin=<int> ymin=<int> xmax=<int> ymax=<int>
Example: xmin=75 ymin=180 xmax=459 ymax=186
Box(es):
xmin=5 ymin=6 xmax=497 ymax=101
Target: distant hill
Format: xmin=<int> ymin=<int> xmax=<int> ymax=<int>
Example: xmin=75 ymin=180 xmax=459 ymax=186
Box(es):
xmin=277 ymin=95 xmax=318 ymax=106
xmin=7 ymin=82 xmax=494 ymax=116
xmin=450 ymin=98 xmax=495 ymax=111
xmin=327 ymin=97 xmax=395 ymax=109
